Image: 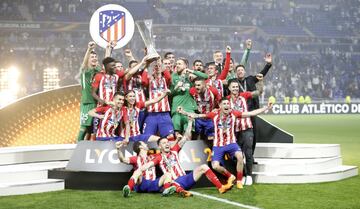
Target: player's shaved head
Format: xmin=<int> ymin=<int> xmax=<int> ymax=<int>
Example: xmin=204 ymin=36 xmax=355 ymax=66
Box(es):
xmin=102 ymin=57 xmax=115 ymax=67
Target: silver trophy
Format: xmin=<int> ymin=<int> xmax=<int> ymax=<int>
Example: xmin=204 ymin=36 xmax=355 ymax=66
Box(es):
xmin=135 ymin=19 xmax=160 ymax=63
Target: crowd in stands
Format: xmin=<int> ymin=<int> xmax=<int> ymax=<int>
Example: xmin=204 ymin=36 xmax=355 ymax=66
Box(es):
xmin=0 ymin=0 xmax=359 ymax=101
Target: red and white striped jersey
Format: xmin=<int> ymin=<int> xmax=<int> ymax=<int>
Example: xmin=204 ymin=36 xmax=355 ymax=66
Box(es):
xmin=205 ymin=52 xmax=231 ymax=97
xmin=228 ymin=92 xmax=253 ymax=132
xmin=147 ymin=77 xmax=171 ymax=112
xmin=124 ymin=73 xmax=146 ymax=103
xmin=95 ymin=106 xmax=127 ymax=137
xmin=206 ymin=79 xmax=224 ymax=97
xmin=129 ymin=154 xmax=159 ymax=180
xmin=156 ymin=144 xmax=186 ymax=180
xmin=92 ymin=71 xmax=124 ymax=104
xmin=121 ymin=102 xmax=145 ymax=137
xmin=206 ymin=110 xmax=243 ymax=147
xmin=189 ymin=86 xmax=220 ymax=114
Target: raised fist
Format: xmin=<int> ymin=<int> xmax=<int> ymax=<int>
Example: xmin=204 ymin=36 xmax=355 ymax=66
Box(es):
xmin=88 ymin=41 xmax=96 ymax=49
xmin=124 ymin=49 xmax=133 ymax=57
xmin=226 ymin=46 xmax=231 ymax=53
xmin=264 ymin=53 xmax=272 ymax=64
xmin=246 ymin=39 xmax=252 ymax=49
xmin=108 ymin=40 xmax=117 ymax=48
xmin=256 ymin=73 xmax=263 ymax=81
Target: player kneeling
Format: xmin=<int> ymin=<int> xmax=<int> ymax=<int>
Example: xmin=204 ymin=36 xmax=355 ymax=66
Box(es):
xmin=116 ymin=141 xmax=176 ymax=197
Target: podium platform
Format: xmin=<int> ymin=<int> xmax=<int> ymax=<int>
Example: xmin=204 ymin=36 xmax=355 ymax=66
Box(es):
xmin=0 ymin=142 xmax=357 ymax=196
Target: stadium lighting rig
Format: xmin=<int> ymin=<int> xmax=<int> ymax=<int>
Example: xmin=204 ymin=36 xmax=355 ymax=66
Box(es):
xmin=0 ymin=66 xmax=20 ymax=107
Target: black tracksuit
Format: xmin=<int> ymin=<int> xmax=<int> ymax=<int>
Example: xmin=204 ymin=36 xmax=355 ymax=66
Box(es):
xmin=237 ymin=63 xmax=272 ymax=171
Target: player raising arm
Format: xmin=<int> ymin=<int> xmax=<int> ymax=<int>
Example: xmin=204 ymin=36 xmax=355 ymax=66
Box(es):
xmin=178 ymin=98 xmax=272 ymax=189
xmin=76 ymin=41 xmax=101 ymax=141
xmin=154 ymin=117 xmax=232 ymax=197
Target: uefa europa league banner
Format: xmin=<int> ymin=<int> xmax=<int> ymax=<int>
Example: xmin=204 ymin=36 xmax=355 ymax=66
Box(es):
xmin=89 ymin=4 xmax=135 ymax=49
xmin=66 ymin=141 xmax=212 ymax=172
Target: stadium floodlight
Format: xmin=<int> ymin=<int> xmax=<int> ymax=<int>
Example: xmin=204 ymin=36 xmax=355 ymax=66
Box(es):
xmin=0 ymin=66 xmax=20 ymax=107
xmin=8 ymin=66 xmax=20 ymax=94
xmin=0 ymin=68 xmax=6 ymax=91
xmin=43 ymin=67 xmax=60 ymax=91
xmin=8 ymin=66 xmax=20 ymax=78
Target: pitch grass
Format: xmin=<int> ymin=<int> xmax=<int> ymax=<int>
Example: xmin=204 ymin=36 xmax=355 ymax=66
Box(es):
xmin=0 ymin=115 xmax=359 ymax=209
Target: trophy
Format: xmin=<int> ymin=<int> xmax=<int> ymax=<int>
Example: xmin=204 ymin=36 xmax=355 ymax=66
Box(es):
xmin=135 ymin=19 xmax=160 ymax=68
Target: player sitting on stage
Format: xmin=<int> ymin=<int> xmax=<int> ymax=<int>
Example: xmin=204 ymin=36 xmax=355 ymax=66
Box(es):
xmin=116 ymin=141 xmax=176 ymax=197
xmin=177 ymin=98 xmax=272 ymax=189
xmin=154 ymin=117 xmax=232 ymax=196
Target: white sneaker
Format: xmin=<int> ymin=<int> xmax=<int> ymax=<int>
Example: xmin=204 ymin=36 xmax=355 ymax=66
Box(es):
xmin=241 ymin=176 xmax=246 ymax=185
xmin=245 ymin=176 xmax=253 ymax=186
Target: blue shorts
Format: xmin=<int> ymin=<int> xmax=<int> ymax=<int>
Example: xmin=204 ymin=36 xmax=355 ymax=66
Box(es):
xmin=143 ymin=112 xmax=174 ymax=137
xmin=174 ymin=172 xmax=196 ymax=190
xmin=212 ymin=143 xmax=241 ymax=164
xmin=138 ymin=110 xmax=147 ymax=133
xmin=195 ymin=118 xmax=214 ymax=137
xmin=93 ymin=118 xmax=99 ymax=134
xmin=118 ymin=134 xmax=152 ymax=142
xmin=134 ymin=178 xmax=161 ymax=193
xmin=96 ymin=136 xmax=122 ymax=141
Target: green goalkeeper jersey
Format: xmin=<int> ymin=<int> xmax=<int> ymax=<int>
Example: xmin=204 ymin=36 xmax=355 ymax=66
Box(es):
xmin=170 ymin=70 xmax=208 ymax=115
xmin=80 ymin=66 xmax=101 ymax=104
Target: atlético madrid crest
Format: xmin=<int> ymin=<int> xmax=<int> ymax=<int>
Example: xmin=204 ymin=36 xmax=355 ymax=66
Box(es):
xmin=90 ymin=4 xmax=134 ymax=49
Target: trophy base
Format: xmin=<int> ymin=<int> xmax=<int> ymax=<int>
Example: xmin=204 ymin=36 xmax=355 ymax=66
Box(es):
xmin=146 ymin=53 xmax=160 ymax=63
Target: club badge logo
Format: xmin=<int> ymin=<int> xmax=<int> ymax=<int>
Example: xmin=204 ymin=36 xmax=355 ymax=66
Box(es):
xmin=90 ymin=4 xmax=134 ymax=49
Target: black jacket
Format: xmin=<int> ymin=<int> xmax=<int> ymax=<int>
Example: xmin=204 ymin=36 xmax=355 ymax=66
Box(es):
xmin=238 ymin=63 xmax=272 ymax=110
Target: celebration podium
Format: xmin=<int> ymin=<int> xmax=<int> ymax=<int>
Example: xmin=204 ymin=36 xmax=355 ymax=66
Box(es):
xmin=0 ymin=86 xmax=357 ymax=195
xmin=0 ymin=141 xmax=357 ymax=195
